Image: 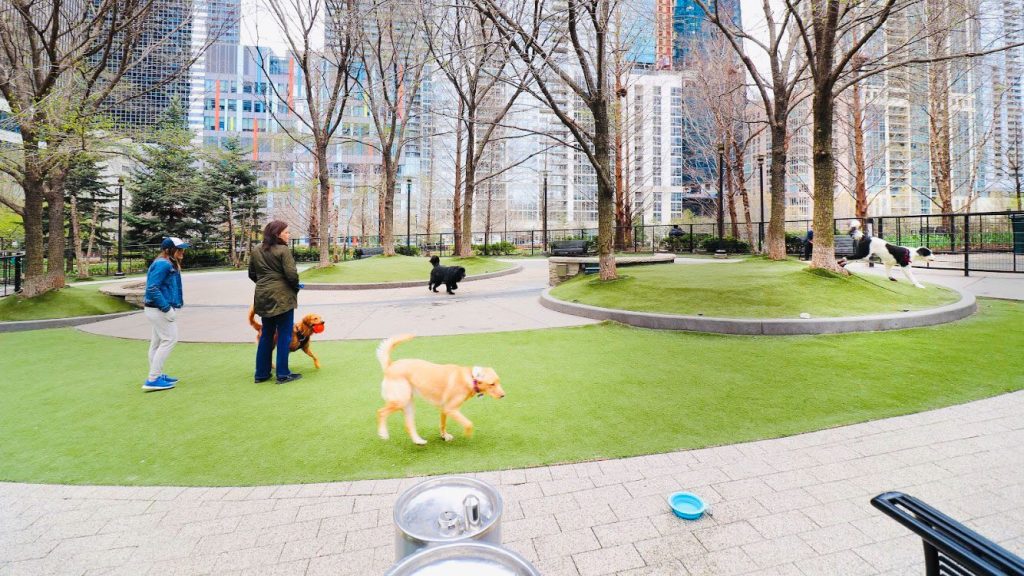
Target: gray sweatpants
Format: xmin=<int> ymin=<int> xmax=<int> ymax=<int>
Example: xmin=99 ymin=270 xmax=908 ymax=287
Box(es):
xmin=144 ymin=307 xmax=179 ymax=381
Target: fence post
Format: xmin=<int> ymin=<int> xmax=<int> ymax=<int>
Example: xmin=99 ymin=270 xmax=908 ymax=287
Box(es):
xmin=530 ymin=230 xmax=535 ymax=256
xmin=689 ymin=225 xmax=694 ymax=253
xmin=14 ymin=254 xmax=22 ymax=293
xmin=963 ymin=214 xmax=970 ymax=277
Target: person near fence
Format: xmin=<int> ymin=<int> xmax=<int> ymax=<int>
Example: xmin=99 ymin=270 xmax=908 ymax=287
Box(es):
xmin=669 ymin=224 xmax=684 ymax=238
xmin=142 ymin=237 xmax=189 ymax=392
xmin=249 ymin=220 xmax=304 ymax=384
xmin=802 ymin=227 xmax=814 ymax=260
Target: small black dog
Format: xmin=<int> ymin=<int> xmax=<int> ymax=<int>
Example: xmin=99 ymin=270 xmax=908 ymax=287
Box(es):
xmin=428 ymin=255 xmax=467 ymax=295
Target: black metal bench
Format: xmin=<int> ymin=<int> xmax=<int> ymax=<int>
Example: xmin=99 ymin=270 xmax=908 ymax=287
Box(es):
xmin=834 ymin=235 xmax=856 ymax=258
xmin=355 ymin=246 xmax=384 ymax=259
xmin=550 ymin=240 xmax=588 ymax=256
xmin=871 ymin=491 xmax=1024 ymax=576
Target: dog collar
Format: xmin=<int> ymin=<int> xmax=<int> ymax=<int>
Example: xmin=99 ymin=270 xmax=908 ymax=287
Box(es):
xmin=473 ymin=379 xmax=483 ymax=397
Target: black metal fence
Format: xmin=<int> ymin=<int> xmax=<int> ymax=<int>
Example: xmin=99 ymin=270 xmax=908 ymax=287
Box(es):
xmin=2 ymin=210 xmax=1021 ymax=292
xmin=1 ymin=251 xmax=23 ymax=297
xmin=291 ymin=210 xmax=1024 ymax=275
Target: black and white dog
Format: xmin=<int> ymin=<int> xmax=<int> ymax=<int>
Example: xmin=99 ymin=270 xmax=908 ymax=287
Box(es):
xmin=428 ymin=255 xmax=467 ymax=295
xmin=837 ymin=220 xmax=935 ymax=288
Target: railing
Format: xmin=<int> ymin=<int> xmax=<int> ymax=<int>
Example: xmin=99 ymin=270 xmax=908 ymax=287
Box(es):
xmin=6 ymin=210 xmax=1022 ymax=285
xmin=1 ymin=251 xmax=23 ymax=297
xmin=871 ymin=491 xmax=1024 ymax=575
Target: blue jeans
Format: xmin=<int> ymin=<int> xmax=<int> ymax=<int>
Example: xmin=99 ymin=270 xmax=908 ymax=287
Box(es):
xmin=255 ymin=309 xmax=294 ymax=379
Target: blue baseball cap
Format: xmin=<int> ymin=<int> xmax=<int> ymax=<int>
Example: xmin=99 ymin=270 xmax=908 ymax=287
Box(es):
xmin=161 ymin=237 xmax=190 ymax=250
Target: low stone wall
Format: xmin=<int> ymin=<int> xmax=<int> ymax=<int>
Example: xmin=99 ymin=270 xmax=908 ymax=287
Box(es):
xmin=100 ymin=281 xmax=146 ymax=307
xmin=548 ymin=254 xmax=676 ymax=286
xmin=540 ymin=288 xmax=977 ymax=335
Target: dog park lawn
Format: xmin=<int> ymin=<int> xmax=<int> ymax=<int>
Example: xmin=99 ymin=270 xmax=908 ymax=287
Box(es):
xmin=551 ymin=258 xmax=959 ymax=318
xmin=0 ymin=286 xmax=135 ymax=321
xmin=1 ymin=298 xmax=1021 ymax=486
xmin=299 ymin=255 xmax=515 ymax=283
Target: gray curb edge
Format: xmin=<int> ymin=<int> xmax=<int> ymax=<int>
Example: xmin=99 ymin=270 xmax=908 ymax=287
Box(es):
xmin=0 ymin=310 xmax=141 ymax=333
xmin=540 ymin=288 xmax=977 ymax=335
xmin=302 ymin=264 xmax=523 ymax=290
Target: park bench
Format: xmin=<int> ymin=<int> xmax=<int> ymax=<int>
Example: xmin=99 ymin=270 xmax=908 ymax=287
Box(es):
xmin=550 ymin=240 xmax=588 ymax=256
xmin=871 ymin=491 xmax=1024 ymax=576
xmin=583 ymin=263 xmax=599 ymax=275
xmin=356 ymin=246 xmax=384 ymax=258
xmin=834 ymin=235 xmax=857 ymax=258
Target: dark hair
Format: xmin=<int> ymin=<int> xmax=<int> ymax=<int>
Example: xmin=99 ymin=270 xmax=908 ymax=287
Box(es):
xmin=261 ymin=220 xmax=289 ymax=251
xmin=159 ymin=248 xmax=183 ymax=271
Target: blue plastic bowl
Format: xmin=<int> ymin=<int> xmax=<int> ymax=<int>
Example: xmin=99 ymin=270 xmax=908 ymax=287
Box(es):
xmin=668 ymin=492 xmax=706 ymax=520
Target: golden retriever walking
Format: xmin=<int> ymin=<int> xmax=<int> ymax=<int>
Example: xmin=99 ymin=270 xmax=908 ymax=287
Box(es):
xmin=376 ymin=334 xmax=505 ymax=445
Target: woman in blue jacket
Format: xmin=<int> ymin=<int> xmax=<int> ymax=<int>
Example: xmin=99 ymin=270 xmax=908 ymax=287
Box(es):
xmin=142 ymin=237 xmax=189 ymax=391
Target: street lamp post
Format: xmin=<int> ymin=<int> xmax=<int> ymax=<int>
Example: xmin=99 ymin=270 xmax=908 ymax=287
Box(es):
xmin=115 ymin=176 xmax=124 ymax=277
xmin=757 ymin=154 xmax=765 ymax=252
xmin=406 ymin=178 xmax=412 ymax=249
xmin=717 ymin=143 xmax=725 ymax=242
xmin=542 ymin=170 xmax=549 ymax=253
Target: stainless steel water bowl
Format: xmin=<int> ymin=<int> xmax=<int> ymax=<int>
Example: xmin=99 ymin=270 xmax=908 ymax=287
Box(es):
xmin=393 ymin=476 xmax=504 ymax=561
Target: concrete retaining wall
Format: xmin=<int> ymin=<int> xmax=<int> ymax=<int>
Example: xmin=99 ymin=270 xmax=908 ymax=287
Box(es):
xmin=540 ymin=289 xmax=977 ymax=335
xmin=303 ymin=264 xmax=522 ymax=290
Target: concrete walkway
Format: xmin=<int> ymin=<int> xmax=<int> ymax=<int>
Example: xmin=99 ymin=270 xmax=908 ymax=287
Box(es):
xmin=2 ymin=391 xmax=1022 ymax=576
xmin=79 ymin=260 xmax=599 ymax=342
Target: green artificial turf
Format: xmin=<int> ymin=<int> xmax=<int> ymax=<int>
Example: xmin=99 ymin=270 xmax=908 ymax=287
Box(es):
xmin=550 ymin=257 xmax=959 ymax=318
xmin=300 ymin=255 xmax=515 ymax=283
xmin=0 ymin=299 xmax=1021 ymax=486
xmin=0 ymin=286 xmax=136 ymax=321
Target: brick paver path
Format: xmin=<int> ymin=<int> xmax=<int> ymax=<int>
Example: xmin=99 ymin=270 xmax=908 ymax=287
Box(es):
xmin=3 ymin=391 xmax=1022 ymax=576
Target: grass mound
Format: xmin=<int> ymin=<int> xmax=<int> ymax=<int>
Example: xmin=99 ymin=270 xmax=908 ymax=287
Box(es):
xmin=300 ymin=255 xmax=515 ymax=284
xmin=0 ymin=286 xmax=136 ymax=321
xmin=0 ymin=299 xmax=1020 ymax=485
xmin=551 ymin=258 xmax=958 ymax=318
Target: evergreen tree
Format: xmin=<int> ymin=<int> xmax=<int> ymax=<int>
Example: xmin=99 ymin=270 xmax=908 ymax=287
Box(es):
xmin=126 ymin=100 xmax=219 ymax=244
xmin=203 ymin=138 xmax=264 ymax=266
xmin=65 ymin=152 xmax=117 ymax=247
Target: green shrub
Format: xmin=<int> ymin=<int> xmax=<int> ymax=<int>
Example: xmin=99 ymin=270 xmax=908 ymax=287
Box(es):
xmin=471 ymin=241 xmax=517 ymax=255
xmin=662 ymin=233 xmax=710 ymax=252
xmin=395 ymin=245 xmax=421 ymax=257
xmin=700 ymin=236 xmax=751 ymax=253
xmin=785 ymin=233 xmax=806 ymax=254
xmin=291 ymin=247 xmax=321 ymax=262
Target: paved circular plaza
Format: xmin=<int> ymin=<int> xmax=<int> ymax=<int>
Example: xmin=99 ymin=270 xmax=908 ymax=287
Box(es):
xmin=2 ymin=260 xmax=1023 ymax=576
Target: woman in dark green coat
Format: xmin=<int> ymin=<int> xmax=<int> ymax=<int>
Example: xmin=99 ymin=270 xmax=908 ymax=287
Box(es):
xmin=249 ymin=220 xmax=303 ymax=384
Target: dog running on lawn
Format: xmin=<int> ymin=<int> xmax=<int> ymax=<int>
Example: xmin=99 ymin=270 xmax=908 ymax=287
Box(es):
xmin=247 ymin=307 xmax=326 ymax=368
xmin=428 ymin=255 xmax=467 ymax=295
xmin=837 ymin=220 xmax=935 ymax=289
xmin=376 ymin=334 xmax=505 ymax=445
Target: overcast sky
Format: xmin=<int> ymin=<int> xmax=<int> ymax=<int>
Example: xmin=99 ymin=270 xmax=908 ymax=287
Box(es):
xmin=240 ymin=0 xmax=773 ymax=75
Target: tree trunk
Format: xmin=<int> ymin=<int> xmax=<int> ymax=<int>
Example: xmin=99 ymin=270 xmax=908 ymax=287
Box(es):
xmin=851 ymin=77 xmax=869 ymax=220
xmin=459 ymin=105 xmax=478 ymax=257
xmin=317 ymin=148 xmax=332 ymax=267
xmin=69 ymin=195 xmax=88 ymax=279
xmin=733 ymin=141 xmax=754 ymax=246
xmin=452 ymin=100 xmax=464 ymax=256
xmin=810 ymin=90 xmax=844 ymax=273
xmin=381 ymin=160 xmax=396 ymax=256
xmin=765 ymin=112 xmax=790 ymax=260
xmin=308 ymin=175 xmax=320 ymax=242
xmin=85 ymin=203 xmax=99 ymax=266
xmin=927 ymin=0 xmax=953 ymax=227
xmin=613 ymin=81 xmax=626 ymax=250
xmin=226 ymin=195 xmax=238 ymax=268
xmin=726 ymin=152 xmax=739 ymax=239
xmin=593 ymin=99 xmax=618 ymax=280
xmin=20 ymin=148 xmax=47 ymax=287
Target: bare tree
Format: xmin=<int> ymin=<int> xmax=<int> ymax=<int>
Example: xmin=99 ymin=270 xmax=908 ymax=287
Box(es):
xmin=422 ymin=0 xmax=526 ymax=256
xmin=472 ymin=0 xmax=621 ymax=278
xmin=256 ymin=0 xmax=355 ymax=268
xmin=0 ymin=0 xmax=211 ymax=296
xmin=355 ymin=0 xmax=428 ymax=256
xmin=694 ymin=0 xmax=808 ymax=259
